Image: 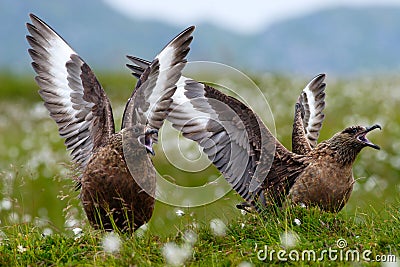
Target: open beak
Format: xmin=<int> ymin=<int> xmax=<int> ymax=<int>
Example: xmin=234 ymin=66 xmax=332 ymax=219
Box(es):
xmin=144 ymin=128 xmax=158 ymax=155
xmin=357 ymin=124 xmax=381 ymax=150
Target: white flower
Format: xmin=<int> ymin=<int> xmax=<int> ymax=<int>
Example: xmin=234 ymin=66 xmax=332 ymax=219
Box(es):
xmin=210 ymin=218 xmax=226 ymax=236
xmin=162 ymin=242 xmax=192 ymax=266
xmin=42 ymin=228 xmax=53 ymax=236
xmin=8 ymin=212 xmax=19 ymax=224
xmin=280 ymin=230 xmax=299 ymax=249
xmin=72 ymin=227 xmax=82 ymax=235
xmin=175 ymin=209 xmax=185 ymax=217
xmin=294 ymin=218 xmax=301 ymax=226
xmin=72 ymin=227 xmax=83 ymax=240
xmin=17 ymin=245 xmax=27 ymax=253
xmin=238 ymin=261 xmax=254 ymax=267
xmin=102 ymin=232 xmax=121 ymax=253
xmin=183 ymin=230 xmax=197 ymax=245
xmin=1 ymin=199 xmax=12 ymax=210
xmin=65 ymin=218 xmax=79 ymax=228
xmin=22 ymin=214 xmax=32 ymax=223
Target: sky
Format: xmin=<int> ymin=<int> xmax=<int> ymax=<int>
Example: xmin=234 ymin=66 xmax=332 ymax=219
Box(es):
xmin=103 ymin=0 xmax=400 ymax=34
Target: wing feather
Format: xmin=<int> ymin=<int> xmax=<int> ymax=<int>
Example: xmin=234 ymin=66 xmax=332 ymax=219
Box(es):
xmin=292 ymin=74 xmax=326 ymax=154
xmin=26 ymin=14 xmax=115 ymax=170
xmin=122 ymin=26 xmax=195 ymax=130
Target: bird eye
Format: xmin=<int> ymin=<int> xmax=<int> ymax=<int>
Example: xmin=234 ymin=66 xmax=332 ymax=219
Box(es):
xmin=134 ymin=127 xmax=141 ymax=134
xmin=344 ymin=127 xmax=358 ymax=134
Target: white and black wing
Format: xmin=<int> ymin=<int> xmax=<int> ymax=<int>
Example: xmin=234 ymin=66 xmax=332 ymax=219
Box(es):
xmin=122 ymin=26 xmax=195 ymax=130
xmin=170 ymin=78 xmax=274 ymax=201
xmin=126 ymin=56 xmax=279 ymax=201
xmin=292 ymin=74 xmax=326 ymax=154
xmin=26 ymin=14 xmax=115 ymax=169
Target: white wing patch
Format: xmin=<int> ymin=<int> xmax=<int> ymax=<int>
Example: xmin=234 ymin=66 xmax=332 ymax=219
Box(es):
xmin=298 ymin=74 xmax=326 ymax=147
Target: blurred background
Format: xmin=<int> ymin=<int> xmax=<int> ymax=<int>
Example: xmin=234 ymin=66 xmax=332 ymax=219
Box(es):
xmin=0 ymin=0 xmax=398 ymax=235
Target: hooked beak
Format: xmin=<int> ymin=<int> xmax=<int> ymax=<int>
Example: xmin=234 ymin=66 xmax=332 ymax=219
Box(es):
xmin=357 ymin=124 xmax=381 ymax=150
xmin=144 ymin=128 xmax=158 ymax=155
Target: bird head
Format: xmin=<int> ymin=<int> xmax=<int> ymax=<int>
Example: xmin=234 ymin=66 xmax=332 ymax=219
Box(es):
xmin=138 ymin=127 xmax=158 ymax=156
xmin=338 ymin=124 xmax=381 ymax=150
xmin=122 ymin=125 xmax=158 ymax=156
xmin=326 ymin=124 xmax=381 ymax=165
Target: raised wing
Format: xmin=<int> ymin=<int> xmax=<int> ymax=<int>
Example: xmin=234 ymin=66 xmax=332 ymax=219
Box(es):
xmin=292 ymin=74 xmax=326 ymax=154
xmin=126 ymin=56 xmax=291 ymax=201
xmin=26 ymin=13 xmax=115 ymax=170
xmin=122 ymin=26 xmax=195 ymax=130
xmin=125 ymin=56 xmax=307 ymax=206
xmin=169 ymin=78 xmax=267 ymax=201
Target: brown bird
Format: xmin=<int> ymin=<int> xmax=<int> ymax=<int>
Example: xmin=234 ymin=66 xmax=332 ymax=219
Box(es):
xmin=127 ymin=57 xmax=381 ymax=213
xmin=26 ymin=13 xmax=194 ymax=232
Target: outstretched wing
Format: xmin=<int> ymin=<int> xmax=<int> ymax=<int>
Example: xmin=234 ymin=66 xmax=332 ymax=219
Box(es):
xmin=26 ymin=13 xmax=115 ymax=170
xmin=122 ymin=26 xmax=195 ymax=130
xmin=126 ymin=57 xmax=268 ymax=198
xmin=292 ymin=74 xmax=326 ymax=154
xmin=168 ymin=78 xmax=275 ymax=201
xmin=125 ymin=56 xmax=308 ymax=206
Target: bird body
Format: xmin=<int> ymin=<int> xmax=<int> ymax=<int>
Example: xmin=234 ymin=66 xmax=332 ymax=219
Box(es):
xmin=80 ymin=128 xmax=155 ymax=231
xmin=264 ymin=124 xmax=381 ymax=212
xmin=125 ymin=43 xmax=381 ymax=213
xmin=288 ymin=143 xmax=354 ymax=212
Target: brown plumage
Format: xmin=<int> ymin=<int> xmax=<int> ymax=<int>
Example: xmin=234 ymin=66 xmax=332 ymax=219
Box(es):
xmin=268 ymin=124 xmax=381 ymax=212
xmin=127 ymin=57 xmax=381 ymax=213
xmin=26 ymin=13 xmax=194 ymax=232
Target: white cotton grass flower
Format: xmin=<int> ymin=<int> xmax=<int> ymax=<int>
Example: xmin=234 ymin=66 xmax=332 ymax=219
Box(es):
xmin=65 ymin=218 xmax=79 ymax=228
xmin=175 ymin=209 xmax=185 ymax=217
xmin=102 ymin=232 xmax=122 ymax=254
xmin=42 ymin=228 xmax=53 ymax=236
xmin=22 ymin=214 xmax=32 ymax=223
xmin=72 ymin=227 xmax=82 ymax=235
xmin=280 ymin=230 xmax=299 ymax=249
xmin=210 ymin=218 xmax=227 ymax=236
xmin=162 ymin=242 xmax=192 ymax=266
xmin=183 ymin=229 xmax=198 ymax=245
xmin=8 ymin=212 xmax=19 ymax=224
xmin=1 ymin=199 xmax=12 ymax=210
xmin=238 ymin=261 xmax=254 ymax=267
xmin=72 ymin=227 xmax=83 ymax=240
xmin=17 ymin=245 xmax=27 ymax=253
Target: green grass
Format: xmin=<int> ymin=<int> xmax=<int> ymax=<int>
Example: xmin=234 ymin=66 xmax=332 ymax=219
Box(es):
xmin=0 ymin=72 xmax=399 ymax=265
xmin=0 ymin=203 xmax=399 ymax=266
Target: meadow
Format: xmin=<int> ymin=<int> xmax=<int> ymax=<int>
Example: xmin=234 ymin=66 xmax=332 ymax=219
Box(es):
xmin=0 ymin=71 xmax=398 ymax=266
